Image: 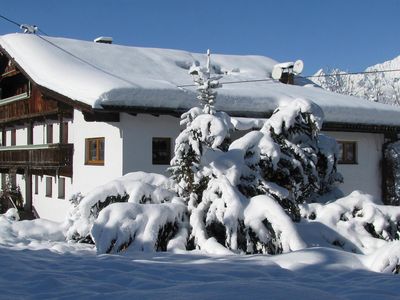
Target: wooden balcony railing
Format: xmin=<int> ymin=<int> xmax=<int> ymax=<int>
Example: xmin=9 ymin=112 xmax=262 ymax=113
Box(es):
xmin=0 ymin=143 xmax=73 ymax=176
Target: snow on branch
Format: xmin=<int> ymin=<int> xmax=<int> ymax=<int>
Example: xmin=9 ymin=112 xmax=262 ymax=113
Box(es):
xmin=91 ymin=201 xmax=187 ymax=253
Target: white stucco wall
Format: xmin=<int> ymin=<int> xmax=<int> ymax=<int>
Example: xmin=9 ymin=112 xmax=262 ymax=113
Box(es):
xmin=71 ymin=110 xmax=123 ymax=195
xmin=15 ymin=127 xmax=27 ymax=145
xmin=120 ymin=113 xmax=181 ymax=176
xmin=4 ymin=127 xmax=27 ymax=145
xmin=32 ymin=175 xmax=73 ymax=222
xmin=325 ymin=131 xmax=384 ymax=200
xmin=33 ymin=124 xmax=44 ymax=144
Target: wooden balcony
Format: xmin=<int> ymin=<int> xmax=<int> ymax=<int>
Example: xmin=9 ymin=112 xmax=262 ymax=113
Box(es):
xmin=0 ymin=143 xmax=73 ymax=177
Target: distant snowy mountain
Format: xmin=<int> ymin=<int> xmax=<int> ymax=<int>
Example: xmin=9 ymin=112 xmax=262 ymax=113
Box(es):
xmin=312 ymin=56 xmax=400 ymax=106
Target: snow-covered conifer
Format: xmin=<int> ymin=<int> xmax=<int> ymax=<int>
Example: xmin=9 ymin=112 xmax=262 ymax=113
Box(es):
xmin=169 ymin=49 xmax=228 ymax=200
xmin=233 ymin=99 xmax=342 ymax=221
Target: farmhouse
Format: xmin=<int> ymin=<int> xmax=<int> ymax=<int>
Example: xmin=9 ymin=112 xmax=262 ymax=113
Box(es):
xmin=0 ymin=33 xmax=400 ymax=222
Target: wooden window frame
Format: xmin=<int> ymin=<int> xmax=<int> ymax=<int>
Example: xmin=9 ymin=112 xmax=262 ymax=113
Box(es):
xmin=85 ymin=137 xmax=105 ymax=166
xmin=152 ymin=137 xmax=171 ymax=165
xmin=338 ymin=141 xmax=357 ymax=164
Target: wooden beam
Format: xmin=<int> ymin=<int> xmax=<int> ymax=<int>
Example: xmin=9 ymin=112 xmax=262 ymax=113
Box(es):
xmin=83 ymin=111 xmax=120 ymax=122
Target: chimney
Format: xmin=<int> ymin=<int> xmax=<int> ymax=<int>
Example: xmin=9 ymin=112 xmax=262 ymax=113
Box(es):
xmin=94 ymin=36 xmax=113 ymax=44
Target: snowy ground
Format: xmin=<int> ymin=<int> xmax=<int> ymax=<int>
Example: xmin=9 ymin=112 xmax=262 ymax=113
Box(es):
xmin=1 ymin=217 xmax=399 ymax=299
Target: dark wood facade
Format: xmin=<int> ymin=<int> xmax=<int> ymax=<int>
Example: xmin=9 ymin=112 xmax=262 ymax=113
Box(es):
xmin=0 ymin=79 xmax=73 ymax=127
xmin=0 ymin=53 xmax=74 ymax=173
xmin=0 ymin=144 xmax=73 ymax=177
xmin=0 ymin=50 xmax=75 ymax=215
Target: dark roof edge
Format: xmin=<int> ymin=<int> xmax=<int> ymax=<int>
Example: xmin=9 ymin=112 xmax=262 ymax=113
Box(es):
xmin=101 ymin=104 xmax=400 ymax=133
xmin=322 ymin=122 xmax=400 ymax=134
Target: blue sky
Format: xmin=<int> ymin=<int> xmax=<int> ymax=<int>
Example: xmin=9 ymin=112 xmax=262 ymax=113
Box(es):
xmin=0 ymin=0 xmax=399 ymax=75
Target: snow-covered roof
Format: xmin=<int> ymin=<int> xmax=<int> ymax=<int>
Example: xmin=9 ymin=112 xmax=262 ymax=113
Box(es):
xmin=2 ymin=33 xmax=400 ymax=127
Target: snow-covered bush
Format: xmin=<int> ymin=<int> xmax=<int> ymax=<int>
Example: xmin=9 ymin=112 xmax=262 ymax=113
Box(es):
xmin=245 ymin=195 xmax=306 ymax=253
xmin=364 ymin=241 xmax=400 ymax=274
xmin=65 ymin=172 xmax=182 ymax=245
xmin=300 ymin=191 xmax=400 ymax=254
xmin=91 ymin=201 xmax=187 ymax=253
xmin=3 ymin=208 xmax=19 ymax=221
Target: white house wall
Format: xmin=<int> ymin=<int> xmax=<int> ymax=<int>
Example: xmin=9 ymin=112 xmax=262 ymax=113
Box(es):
xmin=15 ymin=127 xmax=27 ymax=145
xmin=118 ymin=115 xmax=385 ymax=200
xmin=326 ymin=131 xmax=384 ymax=200
xmin=71 ymin=110 xmax=123 ymax=195
xmin=32 ymin=175 xmax=72 ymax=223
xmin=32 ymin=124 xmax=44 ymax=144
xmin=120 ymin=113 xmax=181 ymax=176
xmin=30 ymin=119 xmax=74 ymax=222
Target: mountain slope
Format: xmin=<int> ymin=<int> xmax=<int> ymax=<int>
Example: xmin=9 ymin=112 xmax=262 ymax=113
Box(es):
xmin=312 ymin=56 xmax=400 ymax=105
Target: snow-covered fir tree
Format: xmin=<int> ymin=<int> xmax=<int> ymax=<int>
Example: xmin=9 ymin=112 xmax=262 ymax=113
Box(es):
xmin=233 ymin=99 xmax=342 ymax=221
xmin=169 ymin=52 xmax=342 ymax=253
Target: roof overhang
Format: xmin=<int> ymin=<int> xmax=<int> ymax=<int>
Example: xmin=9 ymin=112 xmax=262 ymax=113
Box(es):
xmin=0 ymin=45 xmax=93 ymax=113
xmin=100 ymin=104 xmax=400 ymax=134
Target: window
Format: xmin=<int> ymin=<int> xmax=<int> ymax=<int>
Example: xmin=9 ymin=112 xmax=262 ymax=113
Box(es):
xmin=85 ymin=137 xmax=105 ymax=165
xmin=152 ymin=137 xmax=171 ymax=165
xmin=58 ymin=177 xmax=65 ymax=199
xmin=338 ymin=141 xmax=357 ymax=164
xmin=46 ymin=124 xmax=53 ymax=144
xmin=45 ymin=176 xmax=52 ymax=197
xmin=34 ymin=175 xmax=39 ymax=195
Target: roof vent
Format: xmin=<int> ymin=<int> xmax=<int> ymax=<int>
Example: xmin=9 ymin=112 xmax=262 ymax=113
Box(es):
xmin=94 ymin=36 xmax=113 ymax=44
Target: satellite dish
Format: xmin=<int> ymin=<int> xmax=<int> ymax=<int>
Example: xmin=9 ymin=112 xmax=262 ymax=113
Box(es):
xmin=272 ymin=66 xmax=283 ymax=80
xmin=293 ymin=60 xmax=304 ymax=74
